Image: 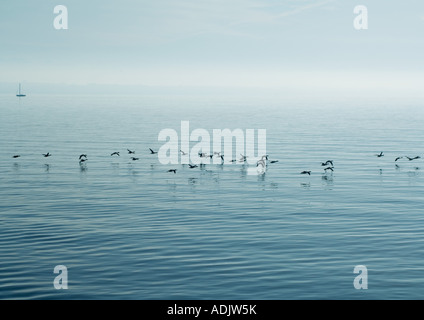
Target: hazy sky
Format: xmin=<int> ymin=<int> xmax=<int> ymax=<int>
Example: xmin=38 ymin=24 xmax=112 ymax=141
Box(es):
xmin=1 ymin=0 xmax=423 ymax=94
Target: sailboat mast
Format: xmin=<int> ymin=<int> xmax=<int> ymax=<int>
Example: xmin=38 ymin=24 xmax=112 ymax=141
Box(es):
xmin=16 ymin=83 xmax=26 ymax=97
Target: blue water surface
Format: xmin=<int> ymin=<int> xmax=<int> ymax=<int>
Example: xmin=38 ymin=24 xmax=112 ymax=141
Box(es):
xmin=1 ymin=94 xmax=423 ymax=299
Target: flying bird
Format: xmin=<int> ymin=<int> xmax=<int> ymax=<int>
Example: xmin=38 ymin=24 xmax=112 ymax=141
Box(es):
xmin=258 ymin=155 xmax=269 ymax=163
xmin=43 ymin=153 xmax=52 ymax=158
xmin=180 ymin=150 xmax=188 ymax=156
xmin=321 ymin=160 xmax=334 ymax=166
xmin=111 ymin=152 xmax=120 ymax=156
xmin=257 ymin=159 xmax=266 ymax=167
xmin=12 ymin=155 xmax=21 ymax=159
xmin=239 ymin=154 xmax=248 ymax=163
xmin=270 ymin=160 xmax=279 ymax=164
xmin=168 ymin=169 xmax=177 ymax=174
xmin=324 ymin=167 xmax=334 ymax=172
xmin=79 ymin=158 xmax=88 ymax=163
xmin=301 ymin=171 xmax=311 ymax=175
xmin=256 ymin=158 xmax=267 ymax=175
xmin=406 ymin=156 xmax=421 ymax=161
xmin=375 ymin=152 xmax=384 ymax=158
xmin=395 ymin=157 xmax=403 ymax=162
xmin=79 ymin=154 xmax=87 ymax=160
xmin=127 ymin=149 xmax=135 ymax=154
xmin=189 ymin=164 xmax=198 ymax=169
xmin=149 ymin=148 xmax=158 ymax=154
xmin=131 ymin=157 xmax=140 ymax=161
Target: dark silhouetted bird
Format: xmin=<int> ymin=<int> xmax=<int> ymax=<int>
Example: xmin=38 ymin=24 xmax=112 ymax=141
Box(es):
xmin=168 ymin=169 xmax=177 ymax=174
xmin=301 ymin=171 xmax=311 ymax=175
xmin=111 ymin=152 xmax=120 ymax=156
xmin=127 ymin=149 xmax=135 ymax=154
xmin=43 ymin=153 xmax=52 ymax=158
xmin=406 ymin=156 xmax=421 ymax=161
xmin=149 ymin=148 xmax=158 ymax=154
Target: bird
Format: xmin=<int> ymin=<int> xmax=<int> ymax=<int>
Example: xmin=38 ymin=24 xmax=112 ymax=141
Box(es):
xmin=198 ymin=152 xmax=207 ymax=158
xmin=406 ymin=156 xmax=421 ymax=161
xmin=258 ymin=155 xmax=269 ymax=164
xmin=131 ymin=157 xmax=140 ymax=161
xmin=375 ymin=152 xmax=384 ymax=158
xmin=168 ymin=169 xmax=177 ymax=174
xmin=257 ymin=159 xmax=266 ymax=167
xmin=180 ymin=150 xmax=188 ymax=156
xmin=79 ymin=154 xmax=87 ymax=160
xmin=149 ymin=148 xmax=158 ymax=154
xmin=321 ymin=160 xmax=334 ymax=166
xmin=189 ymin=164 xmax=198 ymax=169
xmin=43 ymin=153 xmax=52 ymax=158
xmin=256 ymin=158 xmax=267 ymax=175
xmin=324 ymin=167 xmax=334 ymax=172
xmin=79 ymin=158 xmax=88 ymax=163
xmin=239 ymin=154 xmax=248 ymax=163
xmin=127 ymin=149 xmax=135 ymax=154
xmin=395 ymin=157 xmax=403 ymax=162
xmin=301 ymin=171 xmax=311 ymax=175
xmin=12 ymin=155 xmax=21 ymax=159
xmin=111 ymin=152 xmax=120 ymax=156
xmin=270 ymin=160 xmax=279 ymax=164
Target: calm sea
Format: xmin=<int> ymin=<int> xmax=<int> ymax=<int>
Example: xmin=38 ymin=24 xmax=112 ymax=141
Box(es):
xmin=1 ymin=94 xmax=424 ymax=300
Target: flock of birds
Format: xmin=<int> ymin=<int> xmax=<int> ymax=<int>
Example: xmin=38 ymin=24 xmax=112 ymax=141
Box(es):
xmin=9 ymin=149 xmax=423 ymax=176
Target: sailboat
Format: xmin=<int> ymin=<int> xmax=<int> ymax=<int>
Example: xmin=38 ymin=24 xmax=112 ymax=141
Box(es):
xmin=16 ymin=83 xmax=26 ymax=97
